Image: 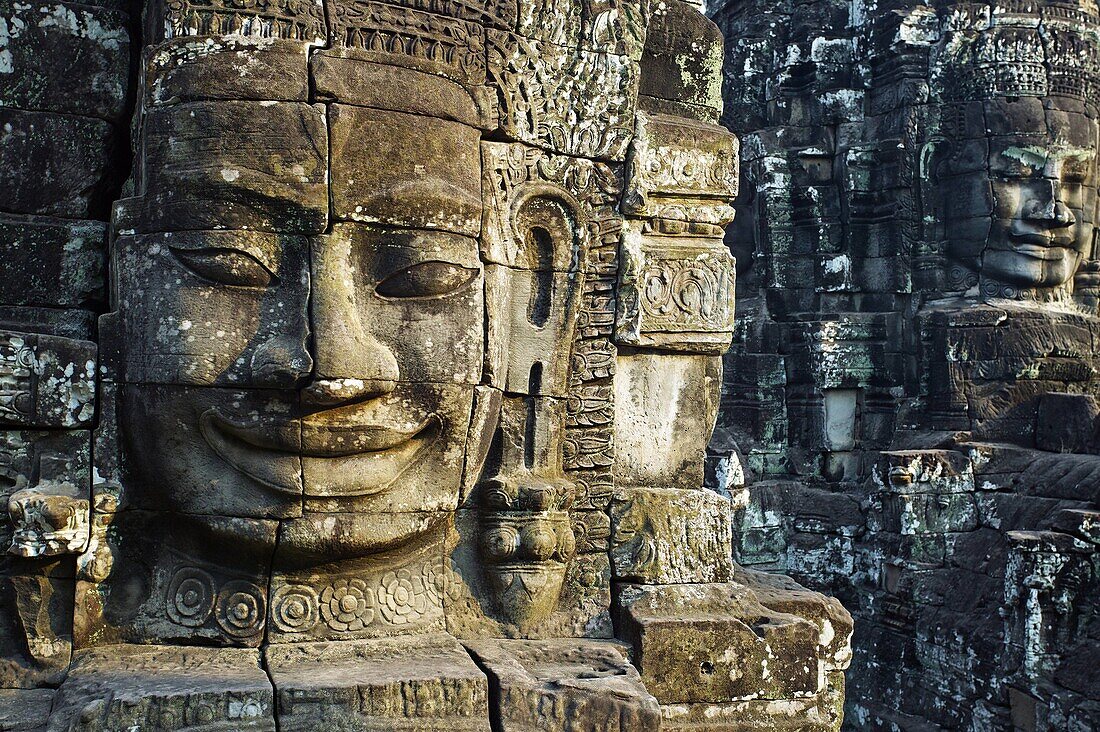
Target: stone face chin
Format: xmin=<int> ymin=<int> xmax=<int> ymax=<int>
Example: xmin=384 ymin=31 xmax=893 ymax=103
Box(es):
xmin=0 ymin=0 xmax=858 ymax=728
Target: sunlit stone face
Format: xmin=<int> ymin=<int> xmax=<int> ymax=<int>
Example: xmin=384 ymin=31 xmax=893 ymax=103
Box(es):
xmin=941 ymin=99 xmax=1100 ymax=294
xmin=114 ymin=125 xmax=487 ymax=561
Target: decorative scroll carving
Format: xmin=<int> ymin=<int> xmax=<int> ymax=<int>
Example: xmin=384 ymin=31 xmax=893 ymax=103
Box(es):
xmin=153 ymin=0 xmax=327 ymax=44
xmin=616 ymin=229 xmax=736 ymax=354
xmin=488 ymin=29 xmax=638 ymax=161
xmin=329 ymin=0 xmax=486 ymax=83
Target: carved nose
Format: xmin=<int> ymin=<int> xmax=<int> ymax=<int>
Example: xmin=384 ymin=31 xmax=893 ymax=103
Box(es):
xmin=309 ymin=235 xmax=401 ymax=405
xmin=251 ymin=335 xmax=313 ymax=388
xmin=1026 ymin=182 xmax=1075 ymax=227
xmin=302 ymin=376 xmax=396 ymax=407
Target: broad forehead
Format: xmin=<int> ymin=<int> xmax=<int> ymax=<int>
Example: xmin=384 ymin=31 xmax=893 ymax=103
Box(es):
xmin=980 ymin=98 xmax=1100 ymax=150
xmin=320 ymin=56 xmax=488 ymax=238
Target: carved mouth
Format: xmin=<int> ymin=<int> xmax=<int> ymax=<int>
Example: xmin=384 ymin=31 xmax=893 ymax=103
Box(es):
xmin=200 ymin=409 xmax=441 ymax=499
xmin=1009 ymin=233 xmax=1075 ymax=259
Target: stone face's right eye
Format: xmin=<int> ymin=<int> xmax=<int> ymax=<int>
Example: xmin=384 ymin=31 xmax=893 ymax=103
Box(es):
xmin=169 ymin=248 xmax=276 ymax=287
xmin=375 ymin=260 xmax=478 ymax=300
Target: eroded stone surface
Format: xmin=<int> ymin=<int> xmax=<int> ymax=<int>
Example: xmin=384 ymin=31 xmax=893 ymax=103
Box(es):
xmin=0 ymin=0 xmax=855 ymax=728
xmin=47 ymin=645 xmax=275 ymax=730
xmin=265 ymin=634 xmax=490 ymax=730
xmin=466 ymin=638 xmax=661 ymax=731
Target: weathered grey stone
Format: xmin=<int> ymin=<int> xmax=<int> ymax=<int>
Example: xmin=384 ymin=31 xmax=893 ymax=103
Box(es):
xmin=47 ymin=645 xmax=275 ymax=730
xmin=74 ymin=511 xmax=277 ymax=647
xmin=708 ymin=1 xmax=1100 ymax=727
xmin=616 ymin=582 xmax=823 ymax=704
xmin=144 ymin=37 xmax=311 ymax=106
xmin=614 ymin=351 xmax=720 ymax=490
xmin=616 ymin=226 xmax=737 ymax=353
xmin=134 ymin=101 xmax=328 ymax=233
xmin=312 ymin=54 xmax=493 ymax=128
xmin=0 ymin=109 xmax=116 ymax=218
xmin=0 ymin=331 xmax=95 ymax=429
xmin=265 ymin=634 xmax=490 ymax=730
xmin=488 ymin=30 xmax=639 ymax=161
xmin=0 ymin=0 xmax=129 ymax=120
xmin=329 ymin=104 xmax=481 ymax=236
xmin=0 ymin=688 xmax=54 ymax=731
xmin=610 ymin=486 xmax=734 ymax=584
xmin=446 ymin=509 xmax=612 ymax=640
xmin=466 ymin=638 xmax=661 ymax=731
xmin=659 ymin=671 xmax=846 ymax=731
xmin=0 ymin=216 xmax=106 ymax=308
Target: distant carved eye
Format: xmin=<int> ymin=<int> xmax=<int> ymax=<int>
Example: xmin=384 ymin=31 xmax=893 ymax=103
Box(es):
xmin=376 ymin=261 xmax=477 ymax=299
xmin=170 ymin=248 xmax=275 ymax=287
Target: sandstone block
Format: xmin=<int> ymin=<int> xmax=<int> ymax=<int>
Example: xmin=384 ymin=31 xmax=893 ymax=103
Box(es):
xmin=137 ymin=101 xmax=328 ymax=233
xmin=614 ymin=351 xmax=720 ymax=490
xmin=145 ymin=37 xmax=311 ymax=106
xmin=0 ymin=109 xmax=116 ymax=218
xmin=610 ymin=486 xmax=734 ymax=584
xmin=265 ymin=633 xmax=490 ymax=731
xmin=466 ymin=638 xmax=661 ymax=731
xmin=616 ymin=582 xmax=823 ymax=704
xmin=47 ymin=645 xmax=275 ymax=730
xmin=0 ymin=331 xmax=96 ymax=429
xmin=0 ymin=0 xmax=130 ymax=120
xmin=329 ymin=105 xmax=481 ymax=236
xmin=0 ymin=216 xmax=106 ymax=308
xmin=0 ymin=688 xmax=54 ymax=731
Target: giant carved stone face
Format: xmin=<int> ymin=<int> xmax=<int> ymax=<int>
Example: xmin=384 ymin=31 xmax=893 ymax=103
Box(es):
xmin=940 ymin=98 xmax=1100 ymax=295
xmin=112 ymin=102 xmax=487 ymax=563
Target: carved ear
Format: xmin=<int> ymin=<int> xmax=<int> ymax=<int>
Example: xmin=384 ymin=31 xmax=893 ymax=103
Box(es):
xmin=510 ymin=189 xmax=582 ymax=272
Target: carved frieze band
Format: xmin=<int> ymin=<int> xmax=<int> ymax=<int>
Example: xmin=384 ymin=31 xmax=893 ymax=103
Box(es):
xmin=615 ymin=227 xmax=736 ymax=354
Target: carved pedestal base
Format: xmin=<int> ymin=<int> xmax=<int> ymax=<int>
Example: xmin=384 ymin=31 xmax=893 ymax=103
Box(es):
xmin=466 ymin=638 xmax=661 ymax=731
xmin=265 ymin=634 xmax=490 ymax=731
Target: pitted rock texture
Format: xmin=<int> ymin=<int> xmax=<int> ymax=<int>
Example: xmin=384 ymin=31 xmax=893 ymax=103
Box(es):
xmin=708 ymin=0 xmax=1100 ymax=729
xmin=0 ymin=0 xmax=851 ymax=728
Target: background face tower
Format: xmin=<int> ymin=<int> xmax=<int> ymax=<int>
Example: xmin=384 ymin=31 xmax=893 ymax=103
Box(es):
xmin=709 ymin=1 xmax=1100 ymax=728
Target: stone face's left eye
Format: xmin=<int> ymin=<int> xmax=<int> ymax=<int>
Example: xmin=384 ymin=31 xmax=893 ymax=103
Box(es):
xmin=170 ymin=247 xmax=275 ymax=287
xmin=375 ymin=261 xmax=478 ymax=299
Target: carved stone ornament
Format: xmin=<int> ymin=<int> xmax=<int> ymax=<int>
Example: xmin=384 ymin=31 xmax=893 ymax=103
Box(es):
xmin=0 ymin=0 xmax=854 ymax=727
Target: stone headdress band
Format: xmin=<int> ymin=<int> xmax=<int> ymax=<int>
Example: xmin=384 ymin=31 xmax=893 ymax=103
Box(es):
xmin=936 ymin=1 xmax=1100 ymax=101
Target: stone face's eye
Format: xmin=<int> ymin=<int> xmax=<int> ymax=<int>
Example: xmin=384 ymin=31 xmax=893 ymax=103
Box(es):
xmin=169 ymin=248 xmax=275 ymax=287
xmin=375 ymin=261 xmax=477 ymax=299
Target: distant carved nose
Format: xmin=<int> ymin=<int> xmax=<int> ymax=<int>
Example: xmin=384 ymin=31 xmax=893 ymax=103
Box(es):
xmin=1026 ymin=181 xmax=1075 ymax=227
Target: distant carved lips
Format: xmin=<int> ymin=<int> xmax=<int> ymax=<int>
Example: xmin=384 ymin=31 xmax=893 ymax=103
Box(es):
xmin=199 ymin=408 xmax=441 ymax=499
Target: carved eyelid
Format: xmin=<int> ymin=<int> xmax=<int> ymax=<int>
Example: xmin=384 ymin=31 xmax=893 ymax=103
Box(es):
xmin=167 ymin=241 xmax=281 ymax=276
xmin=168 ymin=246 xmax=279 ymax=287
xmin=375 ymin=259 xmax=479 ymax=299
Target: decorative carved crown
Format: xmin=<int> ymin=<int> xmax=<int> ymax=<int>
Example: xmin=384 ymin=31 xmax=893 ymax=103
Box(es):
xmin=937 ymin=1 xmax=1100 ymax=100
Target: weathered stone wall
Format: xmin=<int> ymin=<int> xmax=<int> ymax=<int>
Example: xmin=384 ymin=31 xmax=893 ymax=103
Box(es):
xmin=708 ymin=1 xmax=1100 ymax=729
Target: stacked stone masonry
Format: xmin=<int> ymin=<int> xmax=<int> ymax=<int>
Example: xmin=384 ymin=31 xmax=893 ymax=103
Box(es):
xmin=0 ymin=0 xmax=852 ymax=730
xmin=707 ymin=0 xmax=1100 ymax=730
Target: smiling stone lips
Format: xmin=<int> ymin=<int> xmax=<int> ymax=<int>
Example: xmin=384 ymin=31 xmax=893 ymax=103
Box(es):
xmin=200 ymin=406 xmax=442 ymax=499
